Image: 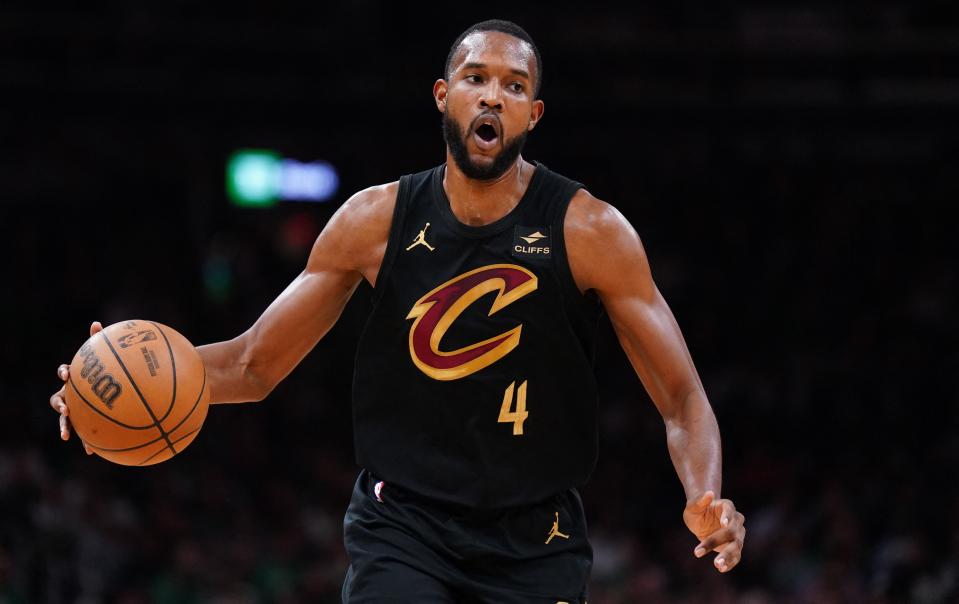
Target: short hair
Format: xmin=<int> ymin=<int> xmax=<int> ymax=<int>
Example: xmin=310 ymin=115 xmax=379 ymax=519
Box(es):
xmin=444 ymin=19 xmax=543 ymax=97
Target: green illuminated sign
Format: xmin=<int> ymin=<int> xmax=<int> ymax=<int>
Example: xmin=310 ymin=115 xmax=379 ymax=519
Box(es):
xmin=226 ymin=150 xmax=281 ymax=207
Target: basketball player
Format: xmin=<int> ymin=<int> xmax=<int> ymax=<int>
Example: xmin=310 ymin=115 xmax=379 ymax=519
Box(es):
xmin=50 ymin=20 xmax=745 ymax=603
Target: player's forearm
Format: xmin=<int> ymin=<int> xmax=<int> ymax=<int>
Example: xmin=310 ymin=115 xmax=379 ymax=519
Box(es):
xmin=664 ymin=391 xmax=723 ymax=501
xmin=196 ymin=333 xmax=272 ymax=404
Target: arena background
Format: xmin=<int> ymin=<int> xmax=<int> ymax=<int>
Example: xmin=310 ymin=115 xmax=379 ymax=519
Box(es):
xmin=3 ymin=2 xmax=957 ymax=602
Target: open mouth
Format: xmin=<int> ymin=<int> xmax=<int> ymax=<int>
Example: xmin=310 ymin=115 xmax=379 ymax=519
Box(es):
xmin=475 ymin=123 xmax=497 ymax=142
xmin=471 ymin=119 xmax=500 ymax=150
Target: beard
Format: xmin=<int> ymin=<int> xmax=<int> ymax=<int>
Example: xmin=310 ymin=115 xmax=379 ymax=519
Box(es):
xmin=442 ymin=110 xmax=528 ymax=181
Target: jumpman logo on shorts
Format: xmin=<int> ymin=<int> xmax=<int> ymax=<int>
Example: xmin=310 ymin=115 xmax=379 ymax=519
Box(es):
xmin=545 ymin=511 xmax=570 ymax=544
xmin=406 ymin=222 xmax=435 ymax=252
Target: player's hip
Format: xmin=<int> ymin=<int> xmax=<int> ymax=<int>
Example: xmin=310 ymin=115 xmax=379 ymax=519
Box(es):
xmin=343 ymin=469 xmax=592 ymax=600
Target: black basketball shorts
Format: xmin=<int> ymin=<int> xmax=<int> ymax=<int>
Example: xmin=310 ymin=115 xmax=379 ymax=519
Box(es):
xmin=341 ymin=469 xmax=592 ymax=603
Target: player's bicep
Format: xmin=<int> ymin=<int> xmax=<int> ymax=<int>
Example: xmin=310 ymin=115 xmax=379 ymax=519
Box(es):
xmin=268 ymin=182 xmax=396 ymax=332
xmin=602 ymin=284 xmax=703 ymax=419
xmin=568 ymin=197 xmax=703 ymax=419
xmin=244 ymin=250 xmax=362 ymax=392
xmin=244 ymin=185 xmax=394 ymax=390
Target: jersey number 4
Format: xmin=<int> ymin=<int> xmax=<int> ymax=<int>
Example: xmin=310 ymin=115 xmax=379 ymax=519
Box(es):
xmin=499 ymin=380 xmax=529 ymax=436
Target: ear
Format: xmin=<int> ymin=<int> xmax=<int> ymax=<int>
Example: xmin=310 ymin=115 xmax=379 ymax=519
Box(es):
xmin=527 ymin=99 xmax=545 ymax=131
xmin=433 ymin=79 xmax=448 ymax=113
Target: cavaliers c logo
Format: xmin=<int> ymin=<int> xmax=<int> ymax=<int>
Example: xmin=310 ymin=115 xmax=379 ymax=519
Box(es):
xmin=406 ymin=264 xmax=538 ymax=381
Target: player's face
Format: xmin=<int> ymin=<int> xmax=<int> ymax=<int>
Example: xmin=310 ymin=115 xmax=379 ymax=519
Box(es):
xmin=435 ymin=31 xmax=544 ymax=180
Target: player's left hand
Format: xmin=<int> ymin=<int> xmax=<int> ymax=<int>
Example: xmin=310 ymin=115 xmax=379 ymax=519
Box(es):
xmin=683 ymin=490 xmax=745 ymax=573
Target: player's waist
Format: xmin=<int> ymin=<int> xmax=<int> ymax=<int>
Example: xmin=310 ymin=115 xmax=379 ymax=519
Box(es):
xmin=363 ymin=469 xmax=573 ymax=519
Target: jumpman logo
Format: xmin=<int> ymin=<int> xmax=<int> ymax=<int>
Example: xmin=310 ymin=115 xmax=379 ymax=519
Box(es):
xmin=406 ymin=222 xmax=435 ymax=252
xmin=545 ymin=512 xmax=570 ymax=544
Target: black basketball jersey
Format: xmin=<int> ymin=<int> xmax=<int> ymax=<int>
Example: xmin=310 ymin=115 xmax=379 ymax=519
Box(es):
xmin=352 ymin=162 xmax=602 ymax=508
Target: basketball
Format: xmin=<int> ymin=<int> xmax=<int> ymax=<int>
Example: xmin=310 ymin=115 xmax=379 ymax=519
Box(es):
xmin=63 ymin=319 xmax=210 ymax=466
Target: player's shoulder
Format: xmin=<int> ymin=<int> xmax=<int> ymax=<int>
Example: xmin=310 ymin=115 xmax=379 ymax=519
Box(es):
xmin=563 ymin=188 xmax=649 ymax=292
xmin=338 ymin=181 xmax=400 ymax=223
xmin=309 ymin=181 xmax=400 ymax=273
xmin=564 ymin=188 xmax=638 ymax=247
xmin=314 ymin=181 xmax=399 ymax=257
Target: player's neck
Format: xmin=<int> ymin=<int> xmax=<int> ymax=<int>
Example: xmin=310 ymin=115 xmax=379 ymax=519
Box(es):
xmin=442 ymin=155 xmax=535 ymax=227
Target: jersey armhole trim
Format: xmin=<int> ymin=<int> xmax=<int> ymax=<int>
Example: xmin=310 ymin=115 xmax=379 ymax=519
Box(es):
xmin=551 ymin=184 xmax=603 ymax=373
xmin=370 ymin=175 xmax=410 ymax=305
xmin=551 ymin=183 xmax=587 ymax=305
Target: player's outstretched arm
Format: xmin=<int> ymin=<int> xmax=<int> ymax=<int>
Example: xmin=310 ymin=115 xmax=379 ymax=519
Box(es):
xmin=50 ymin=183 xmax=397 ymax=440
xmin=564 ymin=190 xmax=745 ymax=573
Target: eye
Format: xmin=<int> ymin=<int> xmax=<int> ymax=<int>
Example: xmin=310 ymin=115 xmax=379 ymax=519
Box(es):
xmin=510 ymin=82 xmax=525 ymax=93
xmin=465 ymin=74 xmax=483 ymax=83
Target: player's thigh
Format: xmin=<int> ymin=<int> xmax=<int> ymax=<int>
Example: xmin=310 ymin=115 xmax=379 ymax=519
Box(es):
xmin=462 ymin=548 xmax=591 ymax=604
xmin=341 ymin=559 xmax=455 ymax=604
xmin=463 ymin=489 xmax=592 ymax=604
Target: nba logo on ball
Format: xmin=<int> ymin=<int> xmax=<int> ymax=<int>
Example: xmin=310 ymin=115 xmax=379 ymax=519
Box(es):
xmin=117 ymin=330 xmax=158 ymax=348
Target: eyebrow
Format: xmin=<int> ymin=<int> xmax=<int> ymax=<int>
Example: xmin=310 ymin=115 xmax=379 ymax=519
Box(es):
xmin=460 ymin=62 xmax=530 ymax=80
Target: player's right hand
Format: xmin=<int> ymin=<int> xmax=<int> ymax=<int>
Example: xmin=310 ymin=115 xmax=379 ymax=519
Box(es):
xmin=49 ymin=321 xmax=103 ymax=455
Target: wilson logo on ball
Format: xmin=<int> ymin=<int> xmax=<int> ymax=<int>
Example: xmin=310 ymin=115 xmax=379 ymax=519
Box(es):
xmin=77 ymin=341 xmax=123 ymax=409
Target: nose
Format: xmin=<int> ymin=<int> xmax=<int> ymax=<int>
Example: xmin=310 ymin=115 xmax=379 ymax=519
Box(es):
xmin=479 ymin=80 xmax=504 ymax=112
